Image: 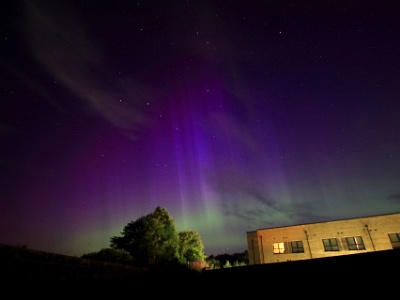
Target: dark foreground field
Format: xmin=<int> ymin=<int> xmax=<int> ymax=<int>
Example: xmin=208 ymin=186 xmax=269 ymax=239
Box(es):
xmin=1 ymin=243 xmax=399 ymax=295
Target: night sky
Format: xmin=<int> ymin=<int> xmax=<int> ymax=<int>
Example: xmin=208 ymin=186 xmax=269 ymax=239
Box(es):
xmin=1 ymin=0 xmax=400 ymax=257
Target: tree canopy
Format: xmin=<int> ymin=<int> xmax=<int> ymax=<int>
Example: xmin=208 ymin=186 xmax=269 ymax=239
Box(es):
xmin=178 ymin=230 xmax=206 ymax=264
xmin=81 ymin=248 xmax=133 ymax=264
xmin=110 ymin=206 xmax=206 ymax=267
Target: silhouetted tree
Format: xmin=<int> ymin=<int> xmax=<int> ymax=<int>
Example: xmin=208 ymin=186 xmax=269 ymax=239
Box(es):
xmin=110 ymin=206 xmax=181 ymax=267
xmin=206 ymin=250 xmax=248 ymax=269
xmin=81 ymin=248 xmax=133 ymax=264
xmin=178 ymin=230 xmax=207 ymax=265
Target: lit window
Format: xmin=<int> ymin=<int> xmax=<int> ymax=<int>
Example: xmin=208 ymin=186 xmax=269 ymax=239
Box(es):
xmin=273 ymin=242 xmax=285 ymax=254
xmin=388 ymin=233 xmax=400 ymax=249
xmin=322 ymin=238 xmax=339 ymax=251
xmin=291 ymin=241 xmax=304 ymax=253
xmin=346 ymin=236 xmax=365 ymax=250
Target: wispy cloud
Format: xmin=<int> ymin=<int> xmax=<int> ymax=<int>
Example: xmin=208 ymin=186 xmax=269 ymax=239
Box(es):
xmin=386 ymin=193 xmax=400 ymax=202
xmin=21 ymin=1 xmax=151 ymax=138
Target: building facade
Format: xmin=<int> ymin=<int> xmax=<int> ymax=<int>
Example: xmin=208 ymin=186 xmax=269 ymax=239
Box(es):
xmin=247 ymin=212 xmax=400 ymax=265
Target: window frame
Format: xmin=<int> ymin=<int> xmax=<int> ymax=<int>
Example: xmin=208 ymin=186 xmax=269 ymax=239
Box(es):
xmin=322 ymin=238 xmax=340 ymax=251
xmin=388 ymin=233 xmax=400 ymax=249
xmin=345 ymin=236 xmax=366 ymax=250
xmin=290 ymin=240 xmax=304 ymax=253
xmin=272 ymin=242 xmax=285 ymax=254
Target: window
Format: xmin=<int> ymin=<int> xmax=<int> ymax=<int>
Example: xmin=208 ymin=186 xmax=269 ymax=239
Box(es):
xmin=291 ymin=241 xmax=304 ymax=253
xmin=273 ymin=242 xmax=285 ymax=254
xmin=388 ymin=233 xmax=400 ymax=249
xmin=346 ymin=236 xmax=365 ymax=250
xmin=322 ymin=238 xmax=339 ymax=251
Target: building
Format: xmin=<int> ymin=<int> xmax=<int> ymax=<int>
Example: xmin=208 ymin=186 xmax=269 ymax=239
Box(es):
xmin=246 ymin=212 xmax=400 ymax=265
